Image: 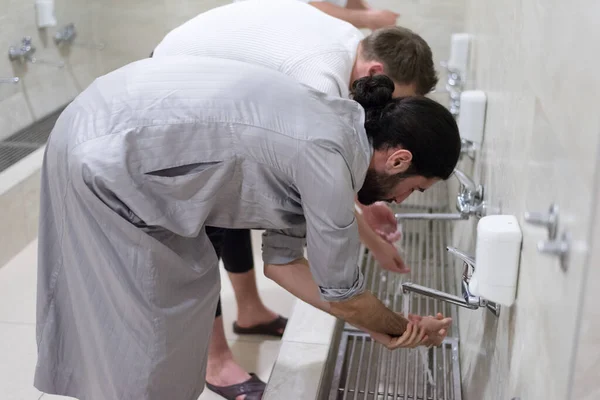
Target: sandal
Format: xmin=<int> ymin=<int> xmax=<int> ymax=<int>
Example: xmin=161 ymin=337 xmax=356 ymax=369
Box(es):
xmin=206 ymin=373 xmax=266 ymax=400
xmin=232 ymin=315 xmax=288 ymax=338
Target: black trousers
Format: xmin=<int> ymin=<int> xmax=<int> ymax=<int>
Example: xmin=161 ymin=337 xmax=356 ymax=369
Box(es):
xmin=206 ymin=227 xmax=255 ymax=318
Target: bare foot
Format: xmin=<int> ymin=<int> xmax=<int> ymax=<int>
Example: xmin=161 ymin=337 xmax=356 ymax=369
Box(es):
xmin=206 ymin=354 xmax=252 ymax=400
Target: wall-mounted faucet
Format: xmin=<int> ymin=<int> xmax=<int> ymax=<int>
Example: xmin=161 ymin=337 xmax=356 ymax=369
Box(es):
xmin=402 ymin=246 xmax=501 ymax=317
xmin=55 ymin=23 xmax=105 ymax=49
xmin=8 ymin=37 xmax=64 ymax=68
xmin=395 ymin=168 xmax=489 ymax=221
xmin=0 ymin=77 xmax=20 ymax=84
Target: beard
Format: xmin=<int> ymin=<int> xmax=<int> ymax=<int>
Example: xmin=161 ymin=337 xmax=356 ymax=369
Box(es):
xmin=357 ymin=168 xmax=409 ymax=205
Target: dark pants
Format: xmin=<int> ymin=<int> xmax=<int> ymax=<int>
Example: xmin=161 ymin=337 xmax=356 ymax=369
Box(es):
xmin=206 ymin=227 xmax=255 ymax=318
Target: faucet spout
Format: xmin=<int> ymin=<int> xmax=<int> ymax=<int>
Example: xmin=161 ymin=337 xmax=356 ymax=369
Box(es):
xmin=395 ymin=212 xmax=468 ymax=221
xmin=453 ymin=168 xmax=476 ymax=191
xmin=401 ymin=283 xmax=477 ymax=310
xmin=446 ymin=246 xmax=476 ymax=267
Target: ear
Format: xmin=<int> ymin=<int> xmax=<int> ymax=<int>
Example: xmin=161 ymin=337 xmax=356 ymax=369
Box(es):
xmin=385 ymin=149 xmax=412 ymax=174
xmin=368 ymin=62 xmax=385 ymax=76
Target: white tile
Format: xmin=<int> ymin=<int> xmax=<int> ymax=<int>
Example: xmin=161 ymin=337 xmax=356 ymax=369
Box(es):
xmin=0 ymin=240 xmax=38 ymax=324
xmin=0 ymin=322 xmax=44 ymax=400
xmin=263 ymin=342 xmax=330 ymax=400
xmin=282 ymin=300 xmax=337 ymax=346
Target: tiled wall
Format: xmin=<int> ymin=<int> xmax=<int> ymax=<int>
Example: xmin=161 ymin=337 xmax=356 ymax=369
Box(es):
xmin=453 ymin=1 xmax=600 ymax=399
xmin=0 ymin=0 xmax=229 ymax=142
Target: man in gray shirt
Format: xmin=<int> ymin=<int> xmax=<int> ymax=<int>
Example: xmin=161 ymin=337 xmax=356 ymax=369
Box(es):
xmin=35 ymin=57 xmax=459 ymax=400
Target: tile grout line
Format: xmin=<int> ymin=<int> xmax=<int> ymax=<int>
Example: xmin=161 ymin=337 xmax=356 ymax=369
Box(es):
xmin=0 ymin=320 xmax=36 ymax=327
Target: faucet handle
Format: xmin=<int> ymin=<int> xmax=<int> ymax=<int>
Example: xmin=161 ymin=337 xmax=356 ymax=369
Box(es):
xmin=0 ymin=77 xmax=19 ymax=84
xmin=446 ymin=246 xmax=476 ymax=267
xmin=524 ymin=203 xmax=559 ymax=240
xmin=453 ymin=169 xmax=476 ymax=191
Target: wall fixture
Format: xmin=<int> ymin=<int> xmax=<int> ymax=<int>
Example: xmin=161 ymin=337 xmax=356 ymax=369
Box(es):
xmin=524 ymin=204 xmax=570 ymax=272
xmin=395 ymin=168 xmax=491 ymax=221
xmin=0 ymin=77 xmax=20 ymax=84
xmin=55 ymin=23 xmax=105 ymax=50
xmin=8 ymin=37 xmax=64 ymax=68
xmin=403 ymin=215 xmax=523 ymax=316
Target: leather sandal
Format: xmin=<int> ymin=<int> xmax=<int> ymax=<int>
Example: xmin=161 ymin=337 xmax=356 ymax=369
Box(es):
xmin=232 ymin=315 xmax=288 ymax=338
xmin=206 ymin=373 xmax=266 ymax=400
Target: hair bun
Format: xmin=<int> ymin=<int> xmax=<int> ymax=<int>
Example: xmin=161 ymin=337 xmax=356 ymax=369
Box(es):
xmin=351 ymin=75 xmax=395 ymax=110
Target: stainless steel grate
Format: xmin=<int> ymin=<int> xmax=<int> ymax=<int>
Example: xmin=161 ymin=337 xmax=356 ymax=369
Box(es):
xmin=0 ymin=106 xmax=65 ymax=173
xmin=330 ymin=182 xmax=462 ymax=400
xmin=329 ymin=333 xmax=460 ymax=400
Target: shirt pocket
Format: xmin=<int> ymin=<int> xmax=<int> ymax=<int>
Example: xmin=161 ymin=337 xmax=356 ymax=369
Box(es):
xmin=142 ymin=161 xmax=229 ymax=204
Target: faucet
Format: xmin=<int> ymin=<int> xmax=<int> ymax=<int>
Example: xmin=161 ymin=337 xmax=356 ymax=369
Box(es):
xmin=402 ymin=246 xmax=500 ymax=317
xmin=54 ymin=24 xmax=77 ymax=46
xmin=0 ymin=77 xmax=19 ymax=84
xmin=440 ymin=61 xmax=463 ymax=119
xmin=8 ymin=37 xmax=64 ymax=68
xmin=395 ymin=168 xmax=487 ymax=221
xmin=55 ymin=23 xmax=105 ymax=49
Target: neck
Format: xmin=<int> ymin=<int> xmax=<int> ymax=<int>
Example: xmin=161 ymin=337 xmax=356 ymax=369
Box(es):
xmin=349 ymin=43 xmax=364 ymax=88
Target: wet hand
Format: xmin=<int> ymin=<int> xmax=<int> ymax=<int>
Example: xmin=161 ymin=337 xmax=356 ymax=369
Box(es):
xmin=372 ymin=239 xmax=410 ymax=274
xmin=361 ymin=202 xmax=401 ymax=243
xmin=369 ymin=322 xmax=427 ymax=350
xmin=417 ymin=313 xmax=451 ymax=347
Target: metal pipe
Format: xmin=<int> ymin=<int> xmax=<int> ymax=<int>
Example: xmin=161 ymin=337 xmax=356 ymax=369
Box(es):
xmin=0 ymin=77 xmax=19 ymax=84
xmin=395 ymin=212 xmax=467 ymax=221
xmin=401 ymin=282 xmax=477 ymax=310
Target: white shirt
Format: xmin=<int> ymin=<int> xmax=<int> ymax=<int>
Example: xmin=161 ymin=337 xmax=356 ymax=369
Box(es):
xmin=153 ymin=0 xmax=363 ymax=97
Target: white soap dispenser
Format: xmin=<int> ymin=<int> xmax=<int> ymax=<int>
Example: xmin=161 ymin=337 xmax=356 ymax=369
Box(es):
xmin=475 ymin=215 xmax=523 ymax=307
xmin=458 ymin=90 xmax=487 ymax=148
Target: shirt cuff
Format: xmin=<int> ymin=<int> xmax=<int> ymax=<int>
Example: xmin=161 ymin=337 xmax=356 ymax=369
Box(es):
xmin=318 ymin=267 xmax=366 ymax=302
xmin=262 ymin=230 xmax=306 ymax=265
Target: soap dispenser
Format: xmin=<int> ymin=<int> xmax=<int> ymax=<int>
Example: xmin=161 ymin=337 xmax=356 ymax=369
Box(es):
xmin=474 ymin=215 xmax=523 ymax=306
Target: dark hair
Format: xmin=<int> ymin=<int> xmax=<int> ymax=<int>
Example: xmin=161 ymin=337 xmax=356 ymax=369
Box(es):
xmin=361 ymin=26 xmax=437 ymax=95
xmin=351 ymin=75 xmax=460 ymax=180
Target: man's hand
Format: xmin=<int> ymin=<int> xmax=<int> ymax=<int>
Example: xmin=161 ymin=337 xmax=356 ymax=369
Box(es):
xmin=360 ymin=202 xmax=401 ymax=243
xmin=371 ymin=239 xmax=410 ymax=274
xmin=417 ymin=313 xmax=452 ymax=347
xmin=369 ymin=322 xmax=426 ymax=350
xmin=365 ymin=9 xmax=400 ymax=30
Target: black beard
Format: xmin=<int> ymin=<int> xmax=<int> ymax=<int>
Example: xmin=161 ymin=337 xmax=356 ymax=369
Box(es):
xmin=357 ymin=169 xmax=408 ymax=205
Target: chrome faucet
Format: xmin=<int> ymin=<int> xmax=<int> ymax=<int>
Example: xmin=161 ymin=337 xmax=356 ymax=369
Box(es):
xmin=0 ymin=77 xmax=19 ymax=84
xmin=8 ymin=37 xmax=64 ymax=68
xmin=402 ymin=246 xmax=500 ymax=317
xmin=395 ymin=168 xmax=488 ymax=221
xmin=54 ymin=23 xmax=77 ymax=46
xmin=55 ymin=23 xmax=105 ymax=49
xmin=440 ymin=61 xmax=463 ymax=119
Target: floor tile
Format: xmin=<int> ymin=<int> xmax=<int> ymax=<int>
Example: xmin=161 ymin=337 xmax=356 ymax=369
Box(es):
xmin=0 ymin=240 xmax=37 ymax=324
xmin=0 ymin=322 xmax=43 ymax=400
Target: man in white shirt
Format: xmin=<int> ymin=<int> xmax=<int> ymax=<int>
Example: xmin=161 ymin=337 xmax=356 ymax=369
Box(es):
xmin=153 ymin=1 xmax=439 ymax=397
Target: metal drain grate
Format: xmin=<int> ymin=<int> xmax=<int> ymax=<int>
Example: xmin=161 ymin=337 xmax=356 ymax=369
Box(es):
xmin=331 ymin=182 xmax=462 ymax=400
xmin=329 ymin=332 xmax=460 ymax=400
xmin=0 ymin=106 xmax=65 ymax=173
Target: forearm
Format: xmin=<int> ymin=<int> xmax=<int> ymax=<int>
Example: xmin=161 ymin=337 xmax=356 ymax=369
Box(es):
xmin=330 ymin=291 xmax=408 ymax=336
xmin=264 ymin=259 xmax=332 ymax=314
xmin=265 ymin=259 xmax=408 ymax=336
xmin=345 ymin=0 xmax=371 ymax=10
xmin=309 ymin=1 xmax=370 ymax=28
